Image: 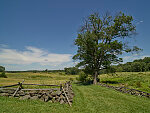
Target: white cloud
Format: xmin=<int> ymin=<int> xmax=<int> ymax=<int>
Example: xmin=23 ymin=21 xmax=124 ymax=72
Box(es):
xmin=0 ymin=46 xmax=72 ymax=65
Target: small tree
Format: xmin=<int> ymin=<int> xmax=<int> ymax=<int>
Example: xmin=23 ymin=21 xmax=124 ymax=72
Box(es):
xmin=0 ymin=71 xmax=7 ymax=78
xmin=73 ymin=12 xmax=141 ymax=84
xmin=76 ymin=71 xmax=88 ymax=83
xmin=45 ymin=69 xmax=48 ymax=73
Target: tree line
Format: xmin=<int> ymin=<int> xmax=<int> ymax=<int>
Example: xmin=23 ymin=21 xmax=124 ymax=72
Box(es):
xmin=111 ymin=57 xmax=150 ymax=72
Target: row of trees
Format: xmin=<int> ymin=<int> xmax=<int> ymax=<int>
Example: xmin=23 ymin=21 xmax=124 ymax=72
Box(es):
xmin=113 ymin=57 xmax=150 ymax=72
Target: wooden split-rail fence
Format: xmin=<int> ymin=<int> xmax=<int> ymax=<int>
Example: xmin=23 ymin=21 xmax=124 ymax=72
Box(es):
xmin=0 ymin=80 xmax=73 ymax=107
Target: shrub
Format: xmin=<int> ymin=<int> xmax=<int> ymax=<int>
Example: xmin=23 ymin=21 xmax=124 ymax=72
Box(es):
xmin=76 ymin=71 xmax=87 ymax=83
xmin=69 ymin=78 xmax=74 ymax=82
xmin=0 ymin=71 xmax=7 ymax=78
xmin=135 ymin=81 xmax=142 ymax=87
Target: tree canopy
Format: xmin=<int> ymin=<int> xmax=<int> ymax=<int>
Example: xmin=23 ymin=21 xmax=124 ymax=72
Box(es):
xmin=73 ymin=12 xmax=141 ymax=84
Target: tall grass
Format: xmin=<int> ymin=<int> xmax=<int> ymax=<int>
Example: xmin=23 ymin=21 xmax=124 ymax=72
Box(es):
xmin=100 ymin=72 xmax=150 ymax=93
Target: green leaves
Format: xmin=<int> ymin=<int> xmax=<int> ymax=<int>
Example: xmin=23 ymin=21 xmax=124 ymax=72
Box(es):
xmin=0 ymin=66 xmax=5 ymax=72
xmin=73 ymin=12 xmax=141 ymax=77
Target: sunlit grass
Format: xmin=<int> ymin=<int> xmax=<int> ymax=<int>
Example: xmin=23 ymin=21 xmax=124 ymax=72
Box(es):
xmin=0 ymin=84 xmax=150 ymax=113
xmin=0 ymin=72 xmax=150 ymax=112
xmin=100 ymin=72 xmax=150 ymax=93
xmin=0 ymin=72 xmax=78 ymax=87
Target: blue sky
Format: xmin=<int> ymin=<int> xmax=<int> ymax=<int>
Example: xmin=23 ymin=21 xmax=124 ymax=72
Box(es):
xmin=0 ymin=0 xmax=150 ymax=71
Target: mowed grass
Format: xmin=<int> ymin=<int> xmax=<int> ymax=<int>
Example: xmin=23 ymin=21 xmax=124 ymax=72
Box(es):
xmin=100 ymin=72 xmax=150 ymax=93
xmin=0 ymin=84 xmax=150 ymax=113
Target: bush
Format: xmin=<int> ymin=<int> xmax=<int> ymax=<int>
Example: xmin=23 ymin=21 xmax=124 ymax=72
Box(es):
xmin=76 ymin=71 xmax=87 ymax=83
xmin=0 ymin=71 xmax=7 ymax=78
xmin=135 ymin=81 xmax=142 ymax=87
xmin=69 ymin=78 xmax=74 ymax=82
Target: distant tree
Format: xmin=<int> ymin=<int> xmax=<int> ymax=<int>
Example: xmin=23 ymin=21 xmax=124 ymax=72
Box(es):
xmin=146 ymin=63 xmax=150 ymax=71
xmin=131 ymin=62 xmax=147 ymax=72
xmin=143 ymin=57 xmax=150 ymax=63
xmin=73 ymin=12 xmax=141 ymax=84
xmin=133 ymin=59 xmax=143 ymax=62
xmin=115 ymin=65 xmax=123 ymax=72
xmin=0 ymin=66 xmax=5 ymax=72
xmin=103 ymin=66 xmax=117 ymax=74
xmin=45 ymin=69 xmax=48 ymax=73
xmin=122 ymin=64 xmax=132 ymax=72
xmin=64 ymin=67 xmax=79 ymax=75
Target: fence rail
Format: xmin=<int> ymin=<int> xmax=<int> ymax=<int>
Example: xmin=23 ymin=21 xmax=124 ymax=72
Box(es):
xmin=0 ymin=80 xmax=62 ymax=96
xmin=0 ymin=81 xmax=74 ymax=107
xmin=0 ymin=84 xmax=19 ymax=88
xmin=22 ymin=83 xmax=60 ymax=87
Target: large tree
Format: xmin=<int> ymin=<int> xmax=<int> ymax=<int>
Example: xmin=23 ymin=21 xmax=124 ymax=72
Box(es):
xmin=73 ymin=12 xmax=141 ymax=84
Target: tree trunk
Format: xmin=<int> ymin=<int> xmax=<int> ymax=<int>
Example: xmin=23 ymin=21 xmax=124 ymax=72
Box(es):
xmin=93 ymin=71 xmax=98 ymax=85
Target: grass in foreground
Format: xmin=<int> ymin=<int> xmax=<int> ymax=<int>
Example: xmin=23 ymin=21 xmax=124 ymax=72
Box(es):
xmin=0 ymin=84 xmax=150 ymax=113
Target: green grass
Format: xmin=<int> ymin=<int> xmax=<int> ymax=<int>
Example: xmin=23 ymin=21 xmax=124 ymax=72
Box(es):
xmin=100 ymin=72 xmax=150 ymax=93
xmin=0 ymin=72 xmax=150 ymax=113
xmin=0 ymin=84 xmax=150 ymax=113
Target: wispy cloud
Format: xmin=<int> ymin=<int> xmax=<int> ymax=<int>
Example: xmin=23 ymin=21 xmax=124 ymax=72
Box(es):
xmin=136 ymin=20 xmax=144 ymax=25
xmin=0 ymin=44 xmax=8 ymax=48
xmin=122 ymin=54 xmax=150 ymax=63
xmin=0 ymin=46 xmax=72 ymax=66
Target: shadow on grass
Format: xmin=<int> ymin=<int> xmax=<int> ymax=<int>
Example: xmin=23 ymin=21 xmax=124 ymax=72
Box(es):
xmin=74 ymin=81 xmax=93 ymax=86
xmin=101 ymin=80 xmax=119 ymax=84
xmin=74 ymin=80 xmax=119 ymax=86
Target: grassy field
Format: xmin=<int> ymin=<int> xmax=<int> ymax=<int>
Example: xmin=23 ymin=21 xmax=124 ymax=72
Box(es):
xmin=0 ymin=72 xmax=150 ymax=113
xmin=100 ymin=72 xmax=150 ymax=93
xmin=0 ymin=84 xmax=150 ymax=113
xmin=0 ymin=72 xmax=78 ymax=88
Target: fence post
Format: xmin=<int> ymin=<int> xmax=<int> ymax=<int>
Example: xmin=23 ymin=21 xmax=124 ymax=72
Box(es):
xmin=13 ymin=80 xmax=24 ymax=97
xmin=60 ymin=84 xmax=62 ymax=91
xmin=13 ymin=82 xmax=21 ymax=97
